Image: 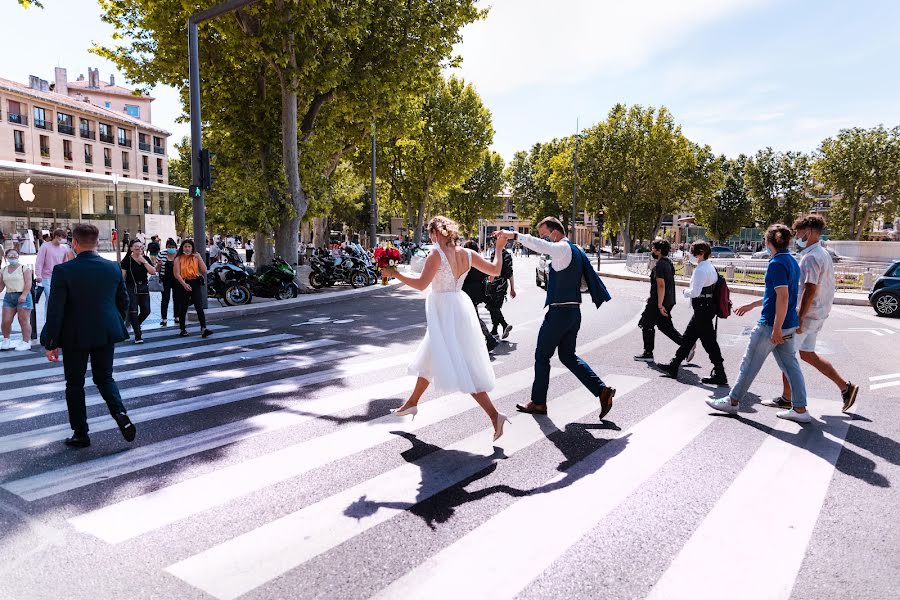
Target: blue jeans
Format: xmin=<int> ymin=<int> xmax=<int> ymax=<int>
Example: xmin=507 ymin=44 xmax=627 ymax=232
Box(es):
xmin=729 ymin=323 xmax=807 ymax=408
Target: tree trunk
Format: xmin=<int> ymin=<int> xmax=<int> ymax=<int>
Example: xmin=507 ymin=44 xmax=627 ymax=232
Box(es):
xmin=275 ymin=77 xmax=305 ymax=266
xmin=414 ymin=198 xmax=427 ymax=244
xmin=312 ymin=217 xmax=328 ymax=247
xmin=847 ymin=189 xmax=860 ymax=240
xmin=856 ymin=199 xmax=874 ymax=240
xmin=253 ymin=231 xmax=274 ymax=267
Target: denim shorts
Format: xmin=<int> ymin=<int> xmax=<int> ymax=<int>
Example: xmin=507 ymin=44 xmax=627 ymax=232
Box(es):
xmin=2 ymin=292 xmax=33 ymax=310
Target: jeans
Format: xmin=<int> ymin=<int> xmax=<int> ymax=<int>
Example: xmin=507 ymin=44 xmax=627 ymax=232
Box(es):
xmin=63 ymin=344 xmax=127 ymax=435
xmin=127 ymin=287 xmax=151 ymax=340
xmin=640 ymin=302 xmax=683 ymax=353
xmin=674 ymin=311 xmax=723 ymax=366
xmin=729 ymin=323 xmax=806 ymax=408
xmin=176 ymin=278 xmax=207 ymax=330
xmin=159 ymin=279 xmax=180 ymax=323
xmin=532 ymin=307 xmax=605 ymax=405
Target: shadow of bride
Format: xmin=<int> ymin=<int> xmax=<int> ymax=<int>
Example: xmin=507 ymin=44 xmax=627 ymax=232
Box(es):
xmin=343 ymin=431 xmax=527 ymax=530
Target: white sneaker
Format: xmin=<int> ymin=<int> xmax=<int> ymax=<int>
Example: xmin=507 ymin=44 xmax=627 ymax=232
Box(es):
xmin=706 ymin=397 xmax=739 ymax=415
xmin=0 ymin=338 xmax=10 ymax=351
xmin=13 ymin=341 xmax=31 ymax=352
xmin=776 ymin=409 xmax=813 ymax=424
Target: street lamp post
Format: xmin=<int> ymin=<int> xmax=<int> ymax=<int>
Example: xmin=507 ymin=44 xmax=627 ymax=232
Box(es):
xmin=571 ymin=118 xmax=579 ymax=242
xmin=370 ymin=124 xmax=377 ymax=249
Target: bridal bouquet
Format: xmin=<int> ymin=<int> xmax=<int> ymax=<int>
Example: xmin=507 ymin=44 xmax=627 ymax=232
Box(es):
xmin=373 ymin=245 xmax=402 ymax=286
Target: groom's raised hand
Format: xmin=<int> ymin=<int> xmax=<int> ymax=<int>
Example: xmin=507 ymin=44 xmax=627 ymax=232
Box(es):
xmin=492 ymin=230 xmax=514 ymax=242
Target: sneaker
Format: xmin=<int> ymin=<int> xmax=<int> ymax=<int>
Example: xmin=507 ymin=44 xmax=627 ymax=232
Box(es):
xmin=13 ymin=341 xmax=31 ymax=352
xmin=486 ymin=335 xmax=499 ymax=352
xmin=633 ymin=351 xmax=654 ymax=362
xmin=686 ymin=344 xmax=696 ymax=363
xmin=64 ymin=434 xmax=91 ymax=448
xmin=762 ymin=395 xmax=792 ymax=409
xmin=0 ymin=338 xmax=10 ymax=351
xmin=134 ymin=338 xmax=144 ymax=345
xmin=502 ymin=325 xmax=513 ymax=340
xmin=159 ymin=320 xmax=167 ymax=327
xmin=841 ymin=382 xmax=859 ymax=413
xmin=701 ymin=367 xmax=729 ymax=386
xmin=706 ymin=397 xmax=739 ymax=415
xmin=201 ymin=329 xmax=213 ymax=339
xmin=776 ymin=408 xmax=813 ymax=424
xmin=659 ymin=360 xmax=680 ymax=379
xmin=114 ymin=412 xmax=137 ymax=443
xmin=179 ymin=330 xmax=189 ymax=338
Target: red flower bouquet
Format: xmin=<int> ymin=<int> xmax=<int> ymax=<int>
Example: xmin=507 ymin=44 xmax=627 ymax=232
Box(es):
xmin=373 ymin=246 xmax=402 ymax=285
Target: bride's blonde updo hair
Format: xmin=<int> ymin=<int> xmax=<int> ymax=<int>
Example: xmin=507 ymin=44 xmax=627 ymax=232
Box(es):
xmin=428 ymin=216 xmax=460 ymax=243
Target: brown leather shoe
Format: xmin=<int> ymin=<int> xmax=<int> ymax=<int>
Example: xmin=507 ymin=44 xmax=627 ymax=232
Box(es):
xmin=515 ymin=402 xmax=548 ymax=415
xmin=598 ymin=387 xmax=616 ymax=420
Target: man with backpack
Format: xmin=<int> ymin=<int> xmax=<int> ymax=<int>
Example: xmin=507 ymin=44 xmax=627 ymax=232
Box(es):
xmin=486 ymin=244 xmax=515 ymax=339
xmin=660 ymin=240 xmax=728 ymax=385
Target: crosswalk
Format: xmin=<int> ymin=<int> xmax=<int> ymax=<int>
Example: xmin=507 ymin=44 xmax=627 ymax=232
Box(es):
xmin=0 ymin=319 xmax=859 ymax=600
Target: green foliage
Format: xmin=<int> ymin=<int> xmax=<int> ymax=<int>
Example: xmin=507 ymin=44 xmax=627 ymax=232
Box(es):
xmin=744 ymin=147 xmax=811 ymax=228
xmin=434 ymin=151 xmax=505 ymax=238
xmin=693 ymin=155 xmax=753 ymax=242
xmin=813 ymin=126 xmax=900 ymax=240
xmin=505 ymin=139 xmax=573 ymax=232
xmin=17 ymin=0 xmax=43 ymax=8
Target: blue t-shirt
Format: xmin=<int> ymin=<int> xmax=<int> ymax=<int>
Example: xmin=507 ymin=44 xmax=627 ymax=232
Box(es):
xmin=760 ymin=251 xmax=800 ymax=329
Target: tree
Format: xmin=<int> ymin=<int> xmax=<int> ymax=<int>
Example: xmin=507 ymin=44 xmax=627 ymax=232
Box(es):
xmin=506 ymin=139 xmax=573 ymax=232
xmin=17 ymin=0 xmax=42 ymax=8
xmin=376 ymin=76 xmax=494 ymax=243
xmin=745 ymin=147 xmax=811 ymax=227
xmin=97 ymin=0 xmax=482 ymax=261
xmin=434 ymin=151 xmax=505 ymax=238
xmin=813 ymin=126 xmax=900 ymax=240
xmin=692 ymin=155 xmax=753 ymax=242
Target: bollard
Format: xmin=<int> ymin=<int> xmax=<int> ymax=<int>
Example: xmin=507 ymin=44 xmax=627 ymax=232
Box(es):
xmin=726 ymin=263 xmax=735 ymax=282
xmin=863 ymin=269 xmax=874 ymax=291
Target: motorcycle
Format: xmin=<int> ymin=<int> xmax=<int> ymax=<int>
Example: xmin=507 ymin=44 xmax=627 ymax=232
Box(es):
xmin=344 ymin=245 xmax=380 ymax=286
xmin=219 ymin=247 xmax=299 ymax=300
xmin=207 ymin=260 xmax=253 ymax=306
xmin=308 ymin=249 xmax=369 ymax=289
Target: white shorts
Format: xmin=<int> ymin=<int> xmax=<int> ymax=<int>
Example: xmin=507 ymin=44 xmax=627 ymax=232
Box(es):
xmin=794 ymin=318 xmax=824 ymax=353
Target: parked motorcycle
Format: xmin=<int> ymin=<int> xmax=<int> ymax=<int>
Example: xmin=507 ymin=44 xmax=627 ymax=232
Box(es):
xmin=207 ymin=261 xmax=253 ymax=306
xmin=219 ymin=247 xmax=299 ymax=300
xmin=308 ymin=250 xmax=369 ymax=289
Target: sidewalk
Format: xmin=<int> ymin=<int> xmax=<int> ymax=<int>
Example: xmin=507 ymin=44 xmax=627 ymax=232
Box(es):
xmin=593 ymin=259 xmax=871 ymax=306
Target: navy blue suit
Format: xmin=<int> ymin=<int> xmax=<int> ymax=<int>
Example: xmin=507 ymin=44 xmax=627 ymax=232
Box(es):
xmin=532 ymin=242 xmax=611 ymax=405
xmin=41 ymin=251 xmax=129 ymax=436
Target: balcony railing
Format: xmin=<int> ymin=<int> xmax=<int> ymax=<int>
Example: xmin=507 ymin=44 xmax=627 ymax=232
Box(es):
xmin=8 ymin=113 xmax=28 ymax=125
xmin=40 ymin=147 xmax=50 ymax=158
xmin=118 ymin=137 xmax=132 ymax=148
xmin=99 ymin=133 xmax=114 ymax=144
xmin=34 ymin=119 xmax=53 ymax=131
xmin=139 ymin=142 xmax=151 ymax=152
xmin=58 ymin=123 xmax=75 ymax=136
xmin=123 ymin=163 xmax=130 ymax=171
xmin=15 ymin=144 xmax=25 ymax=154
xmin=104 ymin=157 xmax=112 ymax=168
xmin=64 ymin=151 xmax=73 ymax=161
xmin=142 ymin=165 xmax=149 ymax=173
xmin=80 ymin=129 xmax=96 ymax=140
xmin=153 ymin=146 xmax=165 ymax=155
xmin=156 ymin=168 xmax=164 ymax=176
xmin=85 ymin=154 xmax=93 ymax=164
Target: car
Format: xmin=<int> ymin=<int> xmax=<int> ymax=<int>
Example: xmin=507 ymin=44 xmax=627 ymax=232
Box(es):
xmin=869 ymin=260 xmax=900 ymax=318
xmin=409 ymin=244 xmax=434 ymax=273
xmin=535 ymin=254 xmax=588 ymax=292
xmin=710 ymin=246 xmax=737 ymax=259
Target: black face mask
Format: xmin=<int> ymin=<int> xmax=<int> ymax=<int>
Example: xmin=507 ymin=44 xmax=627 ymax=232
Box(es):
xmin=541 ymin=235 xmax=552 ymax=242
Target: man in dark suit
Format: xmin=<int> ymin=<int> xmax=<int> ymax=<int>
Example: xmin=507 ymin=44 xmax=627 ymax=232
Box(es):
xmin=41 ymin=223 xmax=136 ymax=448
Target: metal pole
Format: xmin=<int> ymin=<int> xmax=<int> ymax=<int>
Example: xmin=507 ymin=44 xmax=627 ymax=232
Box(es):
xmin=188 ymin=18 xmax=208 ymax=309
xmin=571 ymin=118 xmax=579 ymax=242
xmin=113 ymin=175 xmax=121 ymax=263
xmin=370 ymin=124 xmax=377 ymax=249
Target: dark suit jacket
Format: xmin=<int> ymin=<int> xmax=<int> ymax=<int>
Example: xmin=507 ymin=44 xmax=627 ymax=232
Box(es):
xmin=575 ymin=245 xmax=612 ymax=309
xmin=40 ymin=252 xmax=129 ymax=351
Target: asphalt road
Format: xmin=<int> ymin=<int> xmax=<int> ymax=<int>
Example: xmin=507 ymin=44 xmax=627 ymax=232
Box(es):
xmin=0 ymin=255 xmax=898 ymax=600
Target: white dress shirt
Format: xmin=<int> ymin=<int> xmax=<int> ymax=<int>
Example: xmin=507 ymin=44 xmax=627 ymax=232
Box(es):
xmin=517 ymin=233 xmax=572 ymax=271
xmin=682 ymin=259 xmax=718 ymax=298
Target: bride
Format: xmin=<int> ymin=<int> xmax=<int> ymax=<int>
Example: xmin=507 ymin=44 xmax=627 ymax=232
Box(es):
xmin=382 ymin=216 xmax=510 ymax=442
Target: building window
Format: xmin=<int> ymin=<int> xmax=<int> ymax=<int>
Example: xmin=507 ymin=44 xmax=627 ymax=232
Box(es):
xmin=156 ymin=157 xmax=164 ymax=176
xmin=79 ymin=118 xmax=95 ymax=140
xmin=117 ymin=127 xmax=129 ymax=146
xmin=104 ymin=101 xmax=111 ymax=108
xmin=99 ymin=122 xmax=113 ymax=143
xmin=138 ymin=133 xmax=151 ymax=152
xmin=84 ymin=144 xmax=93 ymax=164
xmin=13 ymin=130 xmax=24 ymax=153
xmin=153 ymin=136 xmax=165 ymax=154
xmin=63 ymin=139 xmax=73 ymax=161
xmin=142 ymin=155 xmax=149 ymax=173
xmin=34 ymin=106 xmax=51 ymax=130
xmin=39 ymin=135 xmax=50 ymax=157
xmin=125 ymin=104 xmax=141 ymax=118
xmin=8 ymin=100 xmax=25 ymax=125
xmin=122 ymin=151 xmax=130 ymax=170
xmin=57 ymin=112 xmax=74 ymax=135
xmin=103 ymin=147 xmax=112 ymax=168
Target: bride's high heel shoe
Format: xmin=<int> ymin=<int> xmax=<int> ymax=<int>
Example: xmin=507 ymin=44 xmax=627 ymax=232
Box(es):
xmin=392 ymin=405 xmax=418 ymax=420
xmin=492 ymin=412 xmax=510 ymax=442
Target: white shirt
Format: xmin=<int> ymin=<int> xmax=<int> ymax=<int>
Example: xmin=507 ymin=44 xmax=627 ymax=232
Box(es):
xmin=517 ymin=233 xmax=572 ymax=271
xmin=683 ymin=260 xmax=718 ymax=298
xmin=798 ymin=242 xmax=834 ymax=321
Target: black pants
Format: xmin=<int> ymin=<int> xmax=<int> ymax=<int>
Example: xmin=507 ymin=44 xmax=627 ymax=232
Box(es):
xmin=246 ymin=249 xmax=254 ymax=264
xmin=486 ymin=294 xmax=508 ymax=333
xmin=127 ymin=287 xmax=151 ymax=340
xmin=63 ymin=344 xmax=126 ymax=435
xmin=640 ymin=302 xmax=683 ymax=353
xmin=465 ymin=291 xmax=495 ymax=346
xmin=532 ymin=307 xmax=605 ymax=405
xmin=176 ymin=278 xmax=207 ymax=331
xmin=674 ymin=311 xmax=723 ymax=366
xmin=160 ymin=279 xmax=180 ymax=324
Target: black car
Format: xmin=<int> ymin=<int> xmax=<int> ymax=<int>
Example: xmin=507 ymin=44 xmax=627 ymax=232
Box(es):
xmin=869 ymin=260 xmax=900 ymax=317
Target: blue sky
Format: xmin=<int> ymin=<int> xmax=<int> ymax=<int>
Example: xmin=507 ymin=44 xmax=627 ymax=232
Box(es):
xmin=4 ymin=0 xmax=899 ymax=161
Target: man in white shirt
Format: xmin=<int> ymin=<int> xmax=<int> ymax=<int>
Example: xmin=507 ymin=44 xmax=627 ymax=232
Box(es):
xmin=772 ymin=214 xmax=858 ymax=412
xmin=660 ymin=240 xmax=728 ymax=385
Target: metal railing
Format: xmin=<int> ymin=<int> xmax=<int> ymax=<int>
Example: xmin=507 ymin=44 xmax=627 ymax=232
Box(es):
xmin=64 ymin=151 xmax=73 ymax=161
xmin=34 ymin=119 xmax=53 ymax=131
xmin=8 ymin=113 xmax=27 ymax=125
xmin=80 ymin=129 xmax=96 ymax=140
xmin=139 ymin=142 xmax=151 ymax=152
xmin=119 ymin=137 xmax=132 ymax=148
xmin=100 ymin=133 xmax=114 ymax=144
xmin=85 ymin=154 xmax=93 ymax=164
xmin=157 ymin=168 xmax=164 ymax=176
xmin=14 ymin=144 xmax=25 ymax=154
xmin=40 ymin=147 xmax=50 ymax=158
xmin=58 ymin=123 xmax=75 ymax=135
xmin=153 ymin=145 xmax=165 ymax=155
xmin=104 ymin=157 xmax=112 ymax=168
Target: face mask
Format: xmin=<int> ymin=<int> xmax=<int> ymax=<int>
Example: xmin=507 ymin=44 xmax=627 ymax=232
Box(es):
xmin=689 ymin=256 xmax=699 ymax=266
xmin=795 ymin=236 xmax=808 ymax=250
xmin=7 ymin=259 xmax=19 ymax=266
xmin=541 ymin=235 xmax=552 ymax=242
xmin=167 ymin=248 xmax=176 ymax=255
xmin=184 ymin=250 xmax=193 ymax=256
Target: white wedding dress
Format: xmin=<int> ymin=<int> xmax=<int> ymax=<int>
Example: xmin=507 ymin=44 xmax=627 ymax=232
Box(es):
xmin=407 ymin=246 xmax=496 ymax=394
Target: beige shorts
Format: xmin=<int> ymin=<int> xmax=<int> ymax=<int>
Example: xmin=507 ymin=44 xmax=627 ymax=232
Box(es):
xmin=794 ymin=318 xmax=825 ymax=353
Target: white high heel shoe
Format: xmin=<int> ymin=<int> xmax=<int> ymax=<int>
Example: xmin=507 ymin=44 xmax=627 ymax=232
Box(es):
xmin=391 ymin=405 xmax=418 ymax=420
xmin=493 ymin=412 xmax=511 ymax=442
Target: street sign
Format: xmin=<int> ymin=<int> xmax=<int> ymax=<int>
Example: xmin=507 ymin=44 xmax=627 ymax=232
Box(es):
xmin=189 ymin=184 xmax=202 ymax=199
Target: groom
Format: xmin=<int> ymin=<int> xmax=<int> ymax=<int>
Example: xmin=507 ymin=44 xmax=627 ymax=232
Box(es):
xmin=495 ymin=218 xmax=615 ymax=420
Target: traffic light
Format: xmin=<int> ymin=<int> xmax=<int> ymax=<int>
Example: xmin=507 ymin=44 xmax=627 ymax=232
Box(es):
xmin=199 ymin=148 xmax=214 ymax=191
xmin=189 ymin=184 xmax=202 ymax=199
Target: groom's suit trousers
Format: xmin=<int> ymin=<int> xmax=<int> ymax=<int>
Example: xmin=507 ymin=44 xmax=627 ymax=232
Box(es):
xmin=532 ymin=306 xmax=605 ymax=405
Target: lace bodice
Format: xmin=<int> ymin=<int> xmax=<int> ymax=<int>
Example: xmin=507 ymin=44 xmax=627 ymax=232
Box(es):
xmin=431 ymin=246 xmax=471 ymax=293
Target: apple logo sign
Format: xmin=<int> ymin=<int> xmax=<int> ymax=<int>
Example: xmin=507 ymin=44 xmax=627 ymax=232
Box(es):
xmin=19 ymin=177 xmax=35 ymax=203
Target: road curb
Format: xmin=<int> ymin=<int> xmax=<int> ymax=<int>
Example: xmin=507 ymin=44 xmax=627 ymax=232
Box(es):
xmin=595 ymin=270 xmax=871 ymax=307
xmin=189 ymin=280 xmax=401 ymax=323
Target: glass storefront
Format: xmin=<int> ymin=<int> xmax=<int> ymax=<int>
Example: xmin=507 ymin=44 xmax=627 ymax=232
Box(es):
xmin=0 ymin=160 xmax=185 ymax=252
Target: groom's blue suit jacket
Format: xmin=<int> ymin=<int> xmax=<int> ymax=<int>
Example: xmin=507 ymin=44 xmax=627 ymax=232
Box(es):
xmin=546 ymin=241 xmax=611 ymax=308
xmin=575 ymin=243 xmax=612 ymax=308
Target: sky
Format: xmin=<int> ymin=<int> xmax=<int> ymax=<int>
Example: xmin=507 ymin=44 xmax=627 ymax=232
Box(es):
xmin=4 ymin=0 xmax=900 ymax=161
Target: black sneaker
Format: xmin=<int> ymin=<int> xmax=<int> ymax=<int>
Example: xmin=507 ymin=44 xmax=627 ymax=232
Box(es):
xmin=502 ymin=324 xmax=513 ymax=339
xmin=633 ymin=351 xmax=654 ymax=362
xmin=159 ymin=320 xmax=167 ymax=327
xmin=659 ymin=360 xmax=680 ymax=379
xmin=841 ymin=382 xmax=859 ymax=412
xmin=114 ymin=413 xmax=137 ymax=443
xmin=201 ymin=329 xmax=213 ymax=338
xmin=486 ymin=335 xmax=499 ymax=352
xmin=179 ymin=330 xmax=189 ymax=337
xmin=762 ymin=395 xmax=792 ymax=408
xmin=701 ymin=367 xmax=729 ymax=386
xmin=134 ymin=338 xmax=144 ymax=345
xmin=64 ymin=434 xmax=91 ymax=448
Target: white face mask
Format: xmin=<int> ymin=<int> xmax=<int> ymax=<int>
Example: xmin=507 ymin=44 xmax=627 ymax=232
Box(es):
xmin=689 ymin=255 xmax=699 ymax=266
xmin=795 ymin=235 xmax=808 ymax=250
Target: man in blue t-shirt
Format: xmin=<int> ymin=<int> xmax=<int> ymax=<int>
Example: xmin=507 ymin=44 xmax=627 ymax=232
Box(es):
xmin=706 ymin=224 xmax=811 ymax=423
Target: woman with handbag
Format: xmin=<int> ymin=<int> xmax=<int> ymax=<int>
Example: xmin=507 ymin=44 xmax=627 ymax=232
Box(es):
xmin=155 ymin=238 xmax=180 ymax=328
xmin=121 ymin=239 xmax=157 ymax=344
xmin=173 ymin=239 xmax=213 ymax=338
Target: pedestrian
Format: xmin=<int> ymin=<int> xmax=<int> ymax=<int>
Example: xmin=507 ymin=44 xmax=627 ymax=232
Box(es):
xmin=157 ymin=238 xmax=180 ymax=328
xmin=40 ymin=223 xmax=136 ymax=448
xmin=771 ymin=214 xmax=858 ymax=412
xmin=634 ymin=238 xmax=688 ymax=363
xmin=245 ymin=238 xmax=255 ymax=265
xmin=173 ymin=239 xmax=213 ymax=338
xmin=121 ymin=239 xmax=156 ymax=344
xmin=136 ymin=229 xmax=146 ymax=245
xmin=494 ymin=219 xmax=615 ymax=420
xmin=707 ymin=224 xmax=811 ymax=422
xmin=660 ymin=240 xmax=724 ymax=383
xmin=486 ymin=243 xmax=515 ymax=339
xmin=461 ymin=240 xmax=499 ymax=352
xmin=33 ymin=228 xmax=74 ymax=306
xmin=0 ymin=248 xmax=34 ymax=351
xmin=121 ymin=229 xmax=130 ymax=253
xmin=207 ymin=239 xmax=221 ymax=266
xmin=147 ymin=235 xmax=161 ymax=267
